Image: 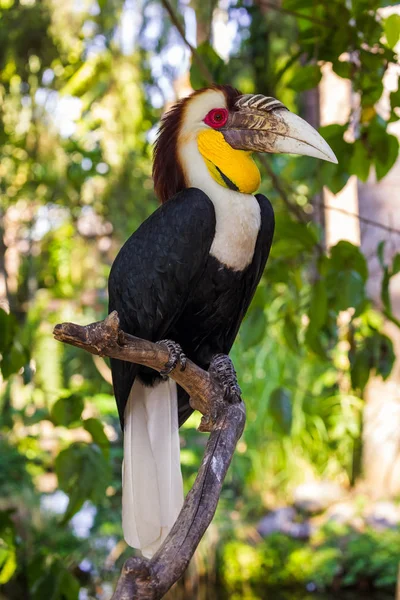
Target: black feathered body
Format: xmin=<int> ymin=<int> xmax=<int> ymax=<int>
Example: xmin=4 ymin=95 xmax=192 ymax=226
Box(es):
xmin=108 ymin=188 xmax=274 ymax=427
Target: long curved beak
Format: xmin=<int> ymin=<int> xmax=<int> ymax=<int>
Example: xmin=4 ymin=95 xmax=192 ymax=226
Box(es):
xmin=222 ymin=94 xmax=338 ymax=164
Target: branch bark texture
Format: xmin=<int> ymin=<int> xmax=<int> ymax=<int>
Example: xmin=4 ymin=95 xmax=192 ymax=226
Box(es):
xmin=53 ymin=312 xmax=246 ymax=599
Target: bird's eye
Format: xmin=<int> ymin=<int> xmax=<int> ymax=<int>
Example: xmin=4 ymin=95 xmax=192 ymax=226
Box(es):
xmin=204 ymin=108 xmax=229 ymax=129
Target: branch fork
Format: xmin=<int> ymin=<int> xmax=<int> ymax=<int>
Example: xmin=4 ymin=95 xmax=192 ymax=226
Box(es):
xmin=53 ymin=312 xmax=246 ymax=599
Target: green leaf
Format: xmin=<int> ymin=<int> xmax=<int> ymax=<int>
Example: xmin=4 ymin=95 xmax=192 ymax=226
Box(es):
xmin=283 ymin=313 xmax=300 ymax=352
xmin=390 ymin=87 xmax=400 ymax=108
xmin=377 ymin=240 xmax=385 ymax=268
xmin=374 ymin=333 xmax=395 ymax=380
xmin=384 ymin=13 xmax=400 ymax=49
xmin=390 ymin=87 xmax=400 ymax=114
xmin=330 ymin=241 xmax=369 ymax=282
xmin=83 ymin=418 xmax=109 ymax=459
xmin=381 ymin=266 xmax=391 ymax=313
xmin=0 ymin=309 xmax=15 ymax=353
xmin=318 ymin=125 xmax=353 ymax=194
xmin=375 ymin=134 xmax=399 ymax=180
xmin=304 ymin=328 xmax=327 ymax=359
xmin=241 ymin=307 xmax=267 ymax=349
xmin=1 ymin=340 xmax=27 ymax=379
xmin=61 ymin=54 xmax=107 ymax=97
xmin=323 ymin=166 xmax=351 ymax=194
xmin=288 ymin=64 xmax=322 ymax=92
xmin=30 ymin=558 xmax=79 ymax=600
xmin=269 ymin=387 xmax=293 ymax=435
xmin=305 ymin=278 xmax=328 ymax=358
xmin=274 ymin=216 xmax=319 ymax=254
xmin=308 ymin=279 xmax=328 ymax=332
xmin=351 ymin=332 xmax=395 ymax=391
xmin=190 ymin=42 xmax=224 ymax=90
xmin=368 ymin=119 xmax=399 ymax=180
xmin=349 ymin=140 xmax=371 ymax=182
xmin=332 ymin=60 xmax=353 ymax=80
xmin=0 ymin=511 xmax=17 ymax=585
xmin=350 ymin=348 xmax=370 ymax=392
xmin=55 ymin=442 xmax=110 ymax=523
xmin=51 ymin=394 xmax=84 ymax=427
xmin=333 ymin=270 xmax=365 ymax=311
xmin=392 ymin=253 xmax=400 ymax=275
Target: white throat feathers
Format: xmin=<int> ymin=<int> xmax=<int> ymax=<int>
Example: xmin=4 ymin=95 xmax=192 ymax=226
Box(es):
xmin=177 ymin=89 xmax=261 ymax=272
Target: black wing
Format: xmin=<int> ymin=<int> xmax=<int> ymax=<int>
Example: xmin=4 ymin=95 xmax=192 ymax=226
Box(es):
xmin=249 ymin=193 xmax=275 ymax=298
xmin=176 ymin=194 xmax=275 ymax=427
xmin=108 ymin=188 xmax=216 ymax=426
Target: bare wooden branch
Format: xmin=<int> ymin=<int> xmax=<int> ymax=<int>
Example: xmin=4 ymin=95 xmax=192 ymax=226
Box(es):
xmin=53 ymin=312 xmax=246 ymax=598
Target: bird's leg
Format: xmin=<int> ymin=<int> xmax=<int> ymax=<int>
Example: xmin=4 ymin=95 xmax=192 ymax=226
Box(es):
xmin=209 ymin=354 xmax=241 ymax=403
xmin=156 ymin=339 xmax=187 ymax=377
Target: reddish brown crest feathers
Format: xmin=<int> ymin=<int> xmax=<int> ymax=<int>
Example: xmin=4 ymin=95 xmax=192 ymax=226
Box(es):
xmin=153 ymin=85 xmax=241 ymax=203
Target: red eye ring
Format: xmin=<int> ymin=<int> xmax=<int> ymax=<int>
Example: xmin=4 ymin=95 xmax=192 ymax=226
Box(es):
xmin=204 ymin=108 xmax=229 ymax=129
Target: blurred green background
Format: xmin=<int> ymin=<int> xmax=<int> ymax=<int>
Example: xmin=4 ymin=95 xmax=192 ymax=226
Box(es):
xmin=1 ymin=0 xmax=400 ymax=598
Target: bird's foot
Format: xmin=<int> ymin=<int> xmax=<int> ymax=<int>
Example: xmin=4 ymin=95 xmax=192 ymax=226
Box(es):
xmin=209 ymin=354 xmax=241 ymax=403
xmin=156 ymin=339 xmax=187 ymax=377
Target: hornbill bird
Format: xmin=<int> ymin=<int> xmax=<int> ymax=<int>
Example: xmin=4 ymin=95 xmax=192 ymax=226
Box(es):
xmin=108 ymin=85 xmax=337 ymax=557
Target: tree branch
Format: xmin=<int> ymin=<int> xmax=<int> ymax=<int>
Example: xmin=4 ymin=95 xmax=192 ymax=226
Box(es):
xmin=321 ymin=202 xmax=400 ymax=237
xmin=53 ymin=311 xmax=246 ymax=598
xmin=160 ymin=0 xmax=214 ymax=85
xmin=258 ymin=0 xmax=333 ymax=28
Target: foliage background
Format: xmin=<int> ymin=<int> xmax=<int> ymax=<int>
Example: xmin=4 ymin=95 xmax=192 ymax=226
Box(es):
xmin=0 ymin=0 xmax=400 ymax=598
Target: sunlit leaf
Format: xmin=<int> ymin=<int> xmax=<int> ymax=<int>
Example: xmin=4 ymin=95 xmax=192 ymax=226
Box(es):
xmin=384 ymin=13 xmax=400 ymax=49
xmin=0 ymin=511 xmax=17 ymax=585
xmin=83 ymin=418 xmax=109 ymax=459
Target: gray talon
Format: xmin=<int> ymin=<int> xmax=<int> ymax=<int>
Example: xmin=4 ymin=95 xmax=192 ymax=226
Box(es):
xmin=210 ymin=354 xmax=241 ymax=402
xmin=157 ymin=339 xmax=187 ymax=376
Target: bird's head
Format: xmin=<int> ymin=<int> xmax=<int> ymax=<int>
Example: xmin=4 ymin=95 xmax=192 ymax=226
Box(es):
xmin=153 ymin=85 xmax=337 ymax=203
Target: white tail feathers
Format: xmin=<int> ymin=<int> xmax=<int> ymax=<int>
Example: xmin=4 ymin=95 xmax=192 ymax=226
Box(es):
xmin=122 ymin=378 xmax=184 ymax=558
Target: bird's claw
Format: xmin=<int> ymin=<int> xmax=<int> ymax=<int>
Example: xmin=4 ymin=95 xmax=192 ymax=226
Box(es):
xmin=157 ymin=339 xmax=187 ymax=377
xmin=209 ymin=354 xmax=241 ymax=403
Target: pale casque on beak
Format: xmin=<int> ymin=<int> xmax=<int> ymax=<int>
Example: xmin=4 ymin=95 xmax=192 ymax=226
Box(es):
xmin=222 ymin=94 xmax=338 ymax=164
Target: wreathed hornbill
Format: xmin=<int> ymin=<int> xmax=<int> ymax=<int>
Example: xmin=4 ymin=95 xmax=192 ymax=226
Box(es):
xmin=108 ymin=85 xmax=336 ymax=557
